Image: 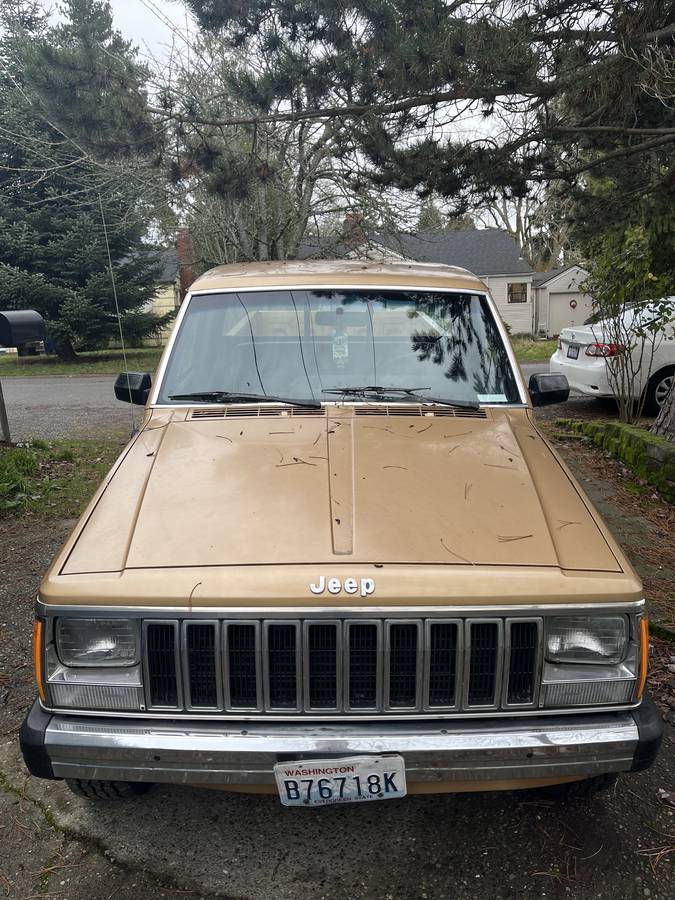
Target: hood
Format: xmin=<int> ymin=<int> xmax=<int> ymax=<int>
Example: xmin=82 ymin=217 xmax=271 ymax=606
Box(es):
xmin=61 ymin=406 xmax=621 ymax=574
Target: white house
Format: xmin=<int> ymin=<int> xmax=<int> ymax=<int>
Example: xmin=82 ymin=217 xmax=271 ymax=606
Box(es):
xmin=299 ymin=228 xmax=537 ymax=334
xmin=531 ymin=265 xmax=592 ymax=337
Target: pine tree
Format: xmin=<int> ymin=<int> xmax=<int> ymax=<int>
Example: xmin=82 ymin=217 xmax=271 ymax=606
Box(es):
xmin=416 ymin=201 xmax=445 ymax=233
xmin=0 ymin=1 xmax=168 ymax=360
xmin=181 ymin=1 xmax=673 ymax=263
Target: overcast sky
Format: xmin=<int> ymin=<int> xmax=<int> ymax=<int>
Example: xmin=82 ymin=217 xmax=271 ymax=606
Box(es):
xmin=108 ymin=0 xmax=187 ymax=55
xmin=40 ymin=1 xmax=190 ymax=59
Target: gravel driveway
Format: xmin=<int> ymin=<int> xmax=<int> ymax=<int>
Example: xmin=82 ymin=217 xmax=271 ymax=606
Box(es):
xmin=1 ymin=371 xmax=671 ymax=900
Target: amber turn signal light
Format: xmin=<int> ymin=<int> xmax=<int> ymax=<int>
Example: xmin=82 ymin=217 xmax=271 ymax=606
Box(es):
xmin=33 ymin=619 xmax=46 ymax=703
xmin=637 ymin=617 xmax=649 ymax=699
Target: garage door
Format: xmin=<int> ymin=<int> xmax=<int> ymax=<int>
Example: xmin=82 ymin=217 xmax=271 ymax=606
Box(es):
xmin=548 ymin=291 xmax=594 ymax=336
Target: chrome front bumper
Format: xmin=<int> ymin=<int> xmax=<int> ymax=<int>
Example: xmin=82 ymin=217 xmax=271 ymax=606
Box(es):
xmin=20 ymin=699 xmax=663 ymax=786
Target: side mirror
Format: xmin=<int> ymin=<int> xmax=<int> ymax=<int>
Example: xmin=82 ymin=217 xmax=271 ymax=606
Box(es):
xmin=528 ymin=372 xmax=569 ymax=407
xmin=114 ymin=371 xmax=152 ymax=406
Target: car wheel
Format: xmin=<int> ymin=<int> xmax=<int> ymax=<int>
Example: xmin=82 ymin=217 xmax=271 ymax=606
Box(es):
xmin=644 ymin=366 xmax=674 ymax=416
xmin=65 ymin=779 xmax=153 ymax=800
xmin=538 ymin=772 xmax=619 ymax=801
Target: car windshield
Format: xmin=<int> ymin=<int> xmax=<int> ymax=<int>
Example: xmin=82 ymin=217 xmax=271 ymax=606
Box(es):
xmin=158 ymin=289 xmax=521 ymax=405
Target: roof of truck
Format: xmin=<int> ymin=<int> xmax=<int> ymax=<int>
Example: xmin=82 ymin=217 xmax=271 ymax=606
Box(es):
xmin=189 ymin=259 xmax=487 ymax=294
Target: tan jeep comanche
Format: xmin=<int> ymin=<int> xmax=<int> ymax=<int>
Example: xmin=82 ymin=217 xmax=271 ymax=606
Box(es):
xmin=21 ymin=261 xmax=662 ymax=805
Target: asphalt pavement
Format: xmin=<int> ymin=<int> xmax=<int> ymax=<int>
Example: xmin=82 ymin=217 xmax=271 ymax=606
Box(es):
xmin=0 ymin=374 xmax=135 ymax=441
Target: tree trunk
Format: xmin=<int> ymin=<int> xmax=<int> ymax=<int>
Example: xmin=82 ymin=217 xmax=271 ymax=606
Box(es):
xmin=55 ymin=338 xmax=77 ymax=362
xmin=652 ymin=382 xmax=675 ymax=441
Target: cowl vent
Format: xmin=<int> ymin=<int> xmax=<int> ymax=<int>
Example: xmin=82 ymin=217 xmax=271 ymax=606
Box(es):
xmin=189 ymin=405 xmax=326 ymax=420
xmin=354 ymin=405 xmax=488 ymax=419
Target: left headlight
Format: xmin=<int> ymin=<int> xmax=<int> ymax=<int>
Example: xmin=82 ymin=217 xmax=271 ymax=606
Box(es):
xmin=546 ymin=615 xmax=627 ymax=664
xmin=55 ymin=618 xmax=140 ymax=667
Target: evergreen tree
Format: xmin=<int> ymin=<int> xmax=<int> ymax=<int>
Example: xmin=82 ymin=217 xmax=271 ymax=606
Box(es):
xmin=0 ymin=1 xmax=168 ymax=359
xmin=417 ymin=200 xmax=473 ymax=233
xmin=417 ymin=201 xmax=445 ymax=233
xmin=180 ymin=1 xmax=673 ymax=266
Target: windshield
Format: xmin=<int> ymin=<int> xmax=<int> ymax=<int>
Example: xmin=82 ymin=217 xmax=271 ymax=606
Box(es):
xmin=157 ymin=289 xmax=521 ymax=405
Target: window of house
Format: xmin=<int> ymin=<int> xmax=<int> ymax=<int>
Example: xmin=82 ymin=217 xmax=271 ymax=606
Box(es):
xmin=507 ymin=282 xmax=528 ymax=303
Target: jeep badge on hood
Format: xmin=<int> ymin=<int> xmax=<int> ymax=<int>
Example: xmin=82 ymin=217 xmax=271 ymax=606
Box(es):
xmin=310 ymin=576 xmax=375 ymax=596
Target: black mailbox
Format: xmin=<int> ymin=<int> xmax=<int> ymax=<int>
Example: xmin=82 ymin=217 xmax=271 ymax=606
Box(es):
xmin=0 ymin=310 xmax=45 ymax=347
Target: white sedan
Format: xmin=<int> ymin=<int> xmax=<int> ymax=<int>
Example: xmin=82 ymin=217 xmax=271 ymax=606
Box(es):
xmin=550 ymin=299 xmax=675 ymax=414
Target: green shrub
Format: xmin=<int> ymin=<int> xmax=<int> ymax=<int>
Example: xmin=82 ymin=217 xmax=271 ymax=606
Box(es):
xmin=0 ymin=447 xmax=39 ymax=509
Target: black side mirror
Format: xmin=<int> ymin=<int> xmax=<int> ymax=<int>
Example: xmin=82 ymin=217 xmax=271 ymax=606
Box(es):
xmin=528 ymin=373 xmax=569 ymax=407
xmin=114 ymin=371 xmax=152 ymax=406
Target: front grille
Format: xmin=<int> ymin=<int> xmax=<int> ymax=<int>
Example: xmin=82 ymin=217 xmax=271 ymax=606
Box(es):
xmin=144 ymin=616 xmax=543 ymax=717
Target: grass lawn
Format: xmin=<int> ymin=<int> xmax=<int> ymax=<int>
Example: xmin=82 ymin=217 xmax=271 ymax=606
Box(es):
xmin=0 ymin=347 xmax=163 ymax=377
xmin=509 ymin=337 xmax=558 ymax=363
xmin=0 ymin=439 xmax=123 ymax=518
xmin=0 ymin=339 xmax=557 ymax=375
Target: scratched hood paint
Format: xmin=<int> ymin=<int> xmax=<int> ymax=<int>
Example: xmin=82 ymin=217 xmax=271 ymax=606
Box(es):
xmin=61 ymin=408 xmax=621 ymax=574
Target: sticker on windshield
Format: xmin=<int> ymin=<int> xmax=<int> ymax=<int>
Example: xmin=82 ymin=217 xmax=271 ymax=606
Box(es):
xmin=477 ymin=393 xmax=507 ymax=403
xmin=332 ymin=334 xmax=349 ymax=368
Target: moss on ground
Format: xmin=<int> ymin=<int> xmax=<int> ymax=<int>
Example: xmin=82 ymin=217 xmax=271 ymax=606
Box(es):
xmin=557 ymin=418 xmax=675 ymax=503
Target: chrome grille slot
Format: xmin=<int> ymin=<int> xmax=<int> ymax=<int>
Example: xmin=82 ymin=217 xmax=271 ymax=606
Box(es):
xmin=139 ymin=614 xmax=543 ymax=718
xmin=145 ymin=621 xmax=181 ymax=709
xmin=225 ymin=622 xmax=261 ymax=710
xmin=305 ymin=622 xmax=340 ymax=710
xmin=386 ymin=621 xmax=421 ymax=708
xmin=346 ymin=621 xmax=382 ymax=710
xmin=426 ymin=620 xmax=460 ymax=708
xmin=183 ymin=622 xmax=220 ymax=709
xmin=465 ymin=620 xmax=503 ymax=708
xmin=264 ymin=622 xmax=301 ymax=711
xmin=504 ymin=618 xmax=542 ymax=708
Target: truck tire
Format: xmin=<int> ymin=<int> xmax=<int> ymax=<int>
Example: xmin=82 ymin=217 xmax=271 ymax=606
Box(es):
xmin=65 ymin=779 xmax=153 ymax=800
xmin=644 ymin=366 xmax=674 ymax=415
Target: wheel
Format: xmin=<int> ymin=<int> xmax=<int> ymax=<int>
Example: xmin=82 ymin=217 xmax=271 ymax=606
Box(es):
xmin=65 ymin=779 xmax=153 ymax=800
xmin=644 ymin=366 xmax=674 ymax=416
xmin=539 ymin=772 xmax=619 ymax=801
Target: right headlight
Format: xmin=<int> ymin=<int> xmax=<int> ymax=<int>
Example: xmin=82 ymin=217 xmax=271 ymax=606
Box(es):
xmin=55 ymin=617 xmax=140 ymax=667
xmin=546 ymin=615 xmax=627 ymax=665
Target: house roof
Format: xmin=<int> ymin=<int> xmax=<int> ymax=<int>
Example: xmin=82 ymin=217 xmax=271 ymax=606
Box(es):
xmin=156 ymin=248 xmax=179 ymax=284
xmin=298 ymin=228 xmax=533 ymax=277
xmin=531 ymin=264 xmax=588 ymax=288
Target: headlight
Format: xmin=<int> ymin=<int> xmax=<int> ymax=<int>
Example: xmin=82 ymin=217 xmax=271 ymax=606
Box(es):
xmin=546 ymin=616 xmax=627 ymax=664
xmin=55 ymin=618 xmax=140 ymax=667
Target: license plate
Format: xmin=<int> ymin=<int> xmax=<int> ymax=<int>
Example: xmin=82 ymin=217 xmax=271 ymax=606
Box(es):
xmin=274 ymin=755 xmax=407 ymax=807
xmin=567 ymin=344 xmax=579 ymax=359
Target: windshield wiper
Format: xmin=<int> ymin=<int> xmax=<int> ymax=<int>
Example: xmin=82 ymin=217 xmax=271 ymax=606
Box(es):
xmin=321 ymin=386 xmax=480 ymax=410
xmin=169 ymin=391 xmax=322 ymax=409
